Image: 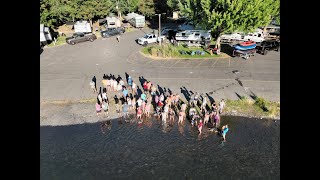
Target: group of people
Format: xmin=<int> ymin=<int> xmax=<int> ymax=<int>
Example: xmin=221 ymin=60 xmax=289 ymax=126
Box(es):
xmin=90 ymin=74 xmax=230 ymax=141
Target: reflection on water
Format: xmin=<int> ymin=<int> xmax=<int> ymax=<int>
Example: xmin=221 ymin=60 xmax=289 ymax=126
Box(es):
xmin=40 ymin=116 xmax=280 ymax=180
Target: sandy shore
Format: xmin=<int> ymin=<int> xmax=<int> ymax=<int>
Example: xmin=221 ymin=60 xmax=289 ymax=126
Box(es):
xmin=40 ymin=99 xmax=279 ymax=127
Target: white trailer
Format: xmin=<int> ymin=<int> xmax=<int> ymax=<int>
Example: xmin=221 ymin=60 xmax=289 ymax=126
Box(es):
xmin=175 ymin=30 xmax=211 ymax=43
xmin=40 ymin=24 xmax=52 ymax=46
xmin=106 ymin=17 xmax=121 ymax=28
xmin=221 ymin=28 xmax=264 ymax=43
xmin=124 ymin=12 xmax=145 ymax=28
xmin=74 ymin=21 xmax=92 ymax=33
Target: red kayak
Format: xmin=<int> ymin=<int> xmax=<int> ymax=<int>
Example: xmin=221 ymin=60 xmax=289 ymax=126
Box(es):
xmin=240 ymin=41 xmax=256 ymax=46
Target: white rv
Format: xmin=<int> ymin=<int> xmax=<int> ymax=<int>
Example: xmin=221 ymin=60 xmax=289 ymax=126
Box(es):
xmin=106 ymin=17 xmax=121 ymax=28
xmin=175 ymin=30 xmax=211 ymax=43
xmin=40 ymin=24 xmax=52 ymax=46
xmin=124 ymin=12 xmax=145 ymax=28
xmin=74 ymin=21 xmax=92 ymax=33
xmin=221 ymin=29 xmax=264 ymax=43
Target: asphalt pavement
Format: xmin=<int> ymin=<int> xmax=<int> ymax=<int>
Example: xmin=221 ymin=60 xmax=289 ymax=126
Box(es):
xmin=40 ymin=28 xmax=280 ymax=102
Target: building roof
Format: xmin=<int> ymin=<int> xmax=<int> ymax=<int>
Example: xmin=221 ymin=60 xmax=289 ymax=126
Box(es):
xmin=124 ymin=12 xmax=144 ymax=20
xmin=75 ymin=21 xmax=89 ymax=25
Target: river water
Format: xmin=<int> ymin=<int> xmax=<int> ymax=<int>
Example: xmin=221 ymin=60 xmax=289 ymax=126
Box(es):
xmin=40 ymin=116 xmax=280 ymax=180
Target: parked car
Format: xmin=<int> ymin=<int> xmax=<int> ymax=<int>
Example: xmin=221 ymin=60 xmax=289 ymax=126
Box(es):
xmin=161 ymin=27 xmax=174 ymax=36
xmin=137 ymin=33 xmax=165 ymax=46
xmin=100 ymin=27 xmax=125 ymax=38
xmin=66 ymin=32 xmax=97 ymax=45
xmin=256 ymin=40 xmax=280 ymax=55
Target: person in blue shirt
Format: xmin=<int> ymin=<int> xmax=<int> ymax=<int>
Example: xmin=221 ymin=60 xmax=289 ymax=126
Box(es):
xmin=128 ymin=76 xmax=132 ymax=88
xmin=122 ymin=87 xmax=128 ymax=98
xmin=221 ymin=124 xmax=229 ymax=142
xmin=141 ymin=92 xmax=147 ymax=101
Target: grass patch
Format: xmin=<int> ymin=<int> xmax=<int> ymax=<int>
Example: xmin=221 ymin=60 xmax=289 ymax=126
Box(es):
xmin=47 ymin=36 xmax=67 ymax=47
xmin=142 ymin=44 xmax=221 ymax=58
xmin=224 ymin=97 xmax=280 ymax=119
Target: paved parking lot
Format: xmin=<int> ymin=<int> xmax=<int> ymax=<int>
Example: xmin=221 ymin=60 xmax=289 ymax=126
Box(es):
xmin=40 ymin=28 xmax=280 ymax=102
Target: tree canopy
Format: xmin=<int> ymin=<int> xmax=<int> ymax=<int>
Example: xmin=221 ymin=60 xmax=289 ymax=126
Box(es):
xmin=178 ymin=0 xmax=280 ymax=35
xmin=40 ymin=0 xmax=280 ymax=33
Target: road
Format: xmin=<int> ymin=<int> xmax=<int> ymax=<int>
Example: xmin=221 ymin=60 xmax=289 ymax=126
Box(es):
xmin=40 ymin=28 xmax=280 ymax=102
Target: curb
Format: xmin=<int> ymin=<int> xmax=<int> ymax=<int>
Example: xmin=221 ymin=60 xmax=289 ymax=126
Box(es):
xmin=139 ymin=50 xmax=231 ymax=60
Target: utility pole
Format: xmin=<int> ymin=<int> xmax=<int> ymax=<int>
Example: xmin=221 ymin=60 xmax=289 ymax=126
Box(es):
xmin=155 ymin=13 xmax=165 ymax=46
xmin=158 ymin=14 xmax=161 ymax=46
xmin=116 ymin=0 xmax=119 ymax=18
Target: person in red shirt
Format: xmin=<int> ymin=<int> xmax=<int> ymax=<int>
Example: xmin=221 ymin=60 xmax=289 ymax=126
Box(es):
xmin=143 ymin=81 xmax=148 ymax=92
xmin=198 ymin=119 xmax=203 ymax=135
xmin=158 ymin=101 xmax=164 ymax=108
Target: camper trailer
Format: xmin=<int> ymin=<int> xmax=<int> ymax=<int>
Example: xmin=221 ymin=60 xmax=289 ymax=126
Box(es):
xmin=105 ymin=17 xmax=121 ymax=28
xmin=221 ymin=29 xmax=265 ymax=43
xmin=74 ymin=21 xmax=92 ymax=33
xmin=124 ymin=13 xmax=145 ymax=28
xmin=175 ymin=30 xmax=211 ymax=43
xmin=40 ymin=24 xmax=52 ymax=46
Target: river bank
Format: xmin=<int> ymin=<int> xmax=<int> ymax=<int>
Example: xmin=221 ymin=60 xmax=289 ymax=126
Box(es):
xmin=40 ymin=97 xmax=279 ymax=126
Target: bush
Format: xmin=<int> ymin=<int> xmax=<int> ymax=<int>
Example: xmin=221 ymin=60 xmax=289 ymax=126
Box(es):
xmin=149 ymin=47 xmax=158 ymax=56
xmin=254 ymin=97 xmax=268 ymax=112
xmin=146 ymin=44 xmax=180 ymax=58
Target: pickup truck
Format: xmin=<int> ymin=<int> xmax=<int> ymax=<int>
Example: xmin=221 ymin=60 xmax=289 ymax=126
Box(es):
xmin=100 ymin=27 xmax=125 ymax=38
xmin=137 ymin=33 xmax=165 ymax=46
xmin=66 ymin=32 xmax=97 ymax=45
xmin=256 ymin=40 xmax=280 ymax=55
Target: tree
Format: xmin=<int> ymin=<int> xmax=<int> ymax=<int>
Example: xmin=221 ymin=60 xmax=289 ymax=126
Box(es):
xmin=177 ymin=0 xmax=204 ymax=25
xmin=40 ymin=0 xmax=71 ymax=28
xmin=138 ymin=0 xmax=155 ymax=17
xmin=200 ymin=0 xmax=280 ymax=49
xmin=40 ymin=0 xmax=113 ymax=29
xmin=167 ymin=0 xmax=179 ymax=11
xmin=127 ymin=0 xmax=140 ymax=13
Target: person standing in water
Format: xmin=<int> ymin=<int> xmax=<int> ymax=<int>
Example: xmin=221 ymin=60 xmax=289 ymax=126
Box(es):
xmin=221 ymin=124 xmax=229 ymax=142
xmin=178 ymin=110 xmax=184 ymax=124
xmin=214 ymin=112 xmax=221 ymax=127
xmin=145 ymin=102 xmax=151 ymax=117
xmin=136 ymin=106 xmax=142 ymax=120
xmin=101 ymin=99 xmax=109 ymax=117
xmin=95 ymin=101 xmax=102 ymax=117
xmin=198 ymin=119 xmax=203 ymax=135
xmin=168 ymin=108 xmax=175 ymax=122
